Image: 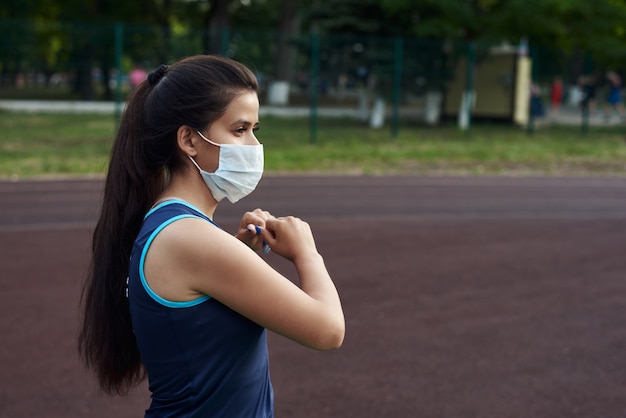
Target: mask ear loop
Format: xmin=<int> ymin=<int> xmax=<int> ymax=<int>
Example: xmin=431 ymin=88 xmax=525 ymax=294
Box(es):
xmin=189 ymin=130 xmax=220 ymax=172
xmin=188 ymin=155 xmax=203 ymax=172
xmin=197 ymin=130 xmax=221 ymax=147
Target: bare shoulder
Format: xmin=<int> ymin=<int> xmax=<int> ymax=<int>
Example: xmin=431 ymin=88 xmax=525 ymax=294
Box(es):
xmin=143 ymin=216 xmax=252 ymax=302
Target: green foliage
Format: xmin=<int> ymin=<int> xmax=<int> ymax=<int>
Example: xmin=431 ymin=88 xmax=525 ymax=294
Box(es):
xmin=1 ymin=0 xmax=626 ymax=105
xmin=3 ymin=0 xmax=626 ymax=62
xmin=376 ymin=0 xmax=626 ymax=66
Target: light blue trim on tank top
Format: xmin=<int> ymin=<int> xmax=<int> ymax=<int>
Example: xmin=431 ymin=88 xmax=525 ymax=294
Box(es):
xmin=140 ymin=202 xmax=213 ymax=308
xmin=144 ymin=198 xmax=212 ymax=220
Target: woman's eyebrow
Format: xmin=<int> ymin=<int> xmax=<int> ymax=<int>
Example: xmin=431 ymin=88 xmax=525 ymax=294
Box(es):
xmin=230 ymin=119 xmax=259 ymax=127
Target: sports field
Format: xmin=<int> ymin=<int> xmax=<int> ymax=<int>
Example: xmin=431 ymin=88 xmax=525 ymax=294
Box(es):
xmin=1 ymin=175 xmax=626 ymax=417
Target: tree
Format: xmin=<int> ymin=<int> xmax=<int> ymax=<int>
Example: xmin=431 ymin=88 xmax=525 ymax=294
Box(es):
xmin=3 ymin=0 xmax=626 ymax=98
xmin=204 ymin=0 xmax=231 ymax=54
xmin=274 ymin=0 xmax=298 ymax=81
xmin=376 ymin=0 xmax=626 ymax=67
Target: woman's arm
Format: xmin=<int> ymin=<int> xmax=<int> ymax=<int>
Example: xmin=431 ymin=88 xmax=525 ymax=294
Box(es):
xmin=144 ymin=215 xmax=345 ymax=350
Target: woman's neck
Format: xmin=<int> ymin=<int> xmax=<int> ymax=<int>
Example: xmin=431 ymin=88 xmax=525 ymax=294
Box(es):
xmin=157 ymin=169 xmax=218 ymax=218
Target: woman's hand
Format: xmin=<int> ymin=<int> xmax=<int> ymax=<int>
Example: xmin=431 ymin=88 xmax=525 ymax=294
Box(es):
xmin=235 ymin=210 xmax=320 ymax=262
xmin=264 ymin=216 xmax=319 ymax=262
xmin=235 ymin=208 xmax=275 ymax=253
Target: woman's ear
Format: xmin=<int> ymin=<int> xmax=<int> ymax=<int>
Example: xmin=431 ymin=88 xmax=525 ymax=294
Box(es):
xmin=176 ymin=125 xmax=197 ymax=157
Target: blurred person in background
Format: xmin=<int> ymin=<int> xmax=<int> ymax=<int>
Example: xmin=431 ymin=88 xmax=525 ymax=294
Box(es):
xmin=579 ymin=74 xmax=597 ymax=114
xmin=129 ymin=62 xmax=148 ymax=91
xmin=529 ymin=82 xmax=545 ymax=119
xmin=550 ymin=75 xmax=564 ymax=115
xmin=603 ymin=71 xmax=625 ymax=122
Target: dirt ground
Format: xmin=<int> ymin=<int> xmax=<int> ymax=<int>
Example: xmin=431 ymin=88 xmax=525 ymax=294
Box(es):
xmin=1 ymin=175 xmax=625 ymax=418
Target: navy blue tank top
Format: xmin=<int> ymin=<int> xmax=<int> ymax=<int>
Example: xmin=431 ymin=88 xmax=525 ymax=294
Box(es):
xmin=127 ymin=200 xmax=274 ymax=417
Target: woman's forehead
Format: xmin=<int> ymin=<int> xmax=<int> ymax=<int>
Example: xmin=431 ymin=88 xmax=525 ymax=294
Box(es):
xmin=221 ymin=92 xmax=259 ymax=123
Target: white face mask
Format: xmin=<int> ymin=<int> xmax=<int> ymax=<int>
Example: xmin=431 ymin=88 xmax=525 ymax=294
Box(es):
xmin=189 ymin=131 xmax=264 ymax=203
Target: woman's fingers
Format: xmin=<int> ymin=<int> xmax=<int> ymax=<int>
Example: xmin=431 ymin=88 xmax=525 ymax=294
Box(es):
xmin=246 ymin=224 xmax=271 ymax=253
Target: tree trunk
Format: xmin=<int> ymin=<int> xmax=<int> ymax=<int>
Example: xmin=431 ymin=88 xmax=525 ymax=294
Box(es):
xmin=75 ymin=44 xmax=95 ymax=100
xmin=155 ymin=0 xmax=173 ymax=64
xmin=274 ymin=0 xmax=298 ymax=81
xmin=205 ymin=0 xmax=231 ymax=55
xmin=100 ymin=59 xmax=112 ymax=100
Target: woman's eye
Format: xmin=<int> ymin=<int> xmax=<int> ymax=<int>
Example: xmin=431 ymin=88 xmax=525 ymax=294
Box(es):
xmin=235 ymin=126 xmax=259 ymax=134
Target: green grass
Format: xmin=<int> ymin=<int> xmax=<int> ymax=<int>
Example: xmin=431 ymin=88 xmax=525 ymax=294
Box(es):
xmin=1 ymin=110 xmax=625 ymax=179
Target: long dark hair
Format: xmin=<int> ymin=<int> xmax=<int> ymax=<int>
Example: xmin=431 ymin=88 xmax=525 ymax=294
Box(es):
xmin=79 ymin=55 xmax=258 ymax=395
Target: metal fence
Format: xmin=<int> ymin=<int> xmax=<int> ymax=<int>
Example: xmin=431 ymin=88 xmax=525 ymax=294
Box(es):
xmin=0 ymin=19 xmax=619 ymax=139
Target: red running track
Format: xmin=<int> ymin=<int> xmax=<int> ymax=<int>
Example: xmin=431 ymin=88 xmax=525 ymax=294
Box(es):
xmin=1 ymin=175 xmax=626 ymax=417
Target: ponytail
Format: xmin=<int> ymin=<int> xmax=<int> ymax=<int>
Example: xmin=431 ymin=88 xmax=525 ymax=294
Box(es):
xmin=78 ymin=55 xmax=259 ymax=395
xmin=79 ymin=81 xmax=164 ymax=395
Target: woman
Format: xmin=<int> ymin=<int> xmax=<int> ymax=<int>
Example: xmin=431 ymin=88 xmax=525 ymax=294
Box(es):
xmin=79 ymin=55 xmax=345 ymax=417
xmin=604 ymin=71 xmax=625 ymax=121
xmin=550 ymin=76 xmax=563 ymax=114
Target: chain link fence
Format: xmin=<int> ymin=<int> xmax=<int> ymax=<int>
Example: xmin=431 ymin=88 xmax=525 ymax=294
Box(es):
xmin=1 ymin=19 xmax=621 ymax=139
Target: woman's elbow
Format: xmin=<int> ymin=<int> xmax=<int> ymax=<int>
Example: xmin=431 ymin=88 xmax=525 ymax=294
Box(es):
xmin=325 ymin=330 xmax=345 ymax=351
xmin=314 ymin=318 xmax=345 ymax=351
